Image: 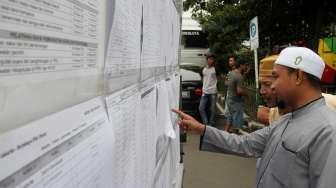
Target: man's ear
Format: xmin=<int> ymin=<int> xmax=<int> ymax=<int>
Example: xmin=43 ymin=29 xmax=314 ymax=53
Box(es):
xmin=295 ymin=69 xmax=304 ymax=85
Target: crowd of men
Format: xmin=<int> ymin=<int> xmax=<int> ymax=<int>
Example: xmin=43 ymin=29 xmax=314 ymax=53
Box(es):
xmin=174 ymin=47 xmax=336 ymax=188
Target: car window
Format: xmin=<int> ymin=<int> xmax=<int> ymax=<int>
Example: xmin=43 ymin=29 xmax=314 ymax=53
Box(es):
xmin=180 ymin=68 xmax=201 ymax=81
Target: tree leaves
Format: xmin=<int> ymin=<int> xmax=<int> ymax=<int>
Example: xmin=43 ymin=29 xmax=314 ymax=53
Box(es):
xmin=184 ymin=0 xmax=335 ymax=74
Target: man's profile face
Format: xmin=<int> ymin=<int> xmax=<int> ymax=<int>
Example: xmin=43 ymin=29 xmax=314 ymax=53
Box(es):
xmin=207 ymin=57 xmax=215 ymax=66
xmin=259 ymin=76 xmax=277 ymax=107
xmin=271 ymin=64 xmax=296 ymax=107
xmin=228 ymin=57 xmax=235 ymax=68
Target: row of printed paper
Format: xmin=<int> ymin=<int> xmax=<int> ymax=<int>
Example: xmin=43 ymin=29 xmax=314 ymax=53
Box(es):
xmin=0 ymin=0 xmax=180 ymax=84
xmin=0 ymin=74 xmax=181 ymax=188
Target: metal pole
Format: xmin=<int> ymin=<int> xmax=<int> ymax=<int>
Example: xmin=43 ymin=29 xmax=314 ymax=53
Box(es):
xmin=254 ymin=48 xmax=259 ymax=105
xmin=254 ymin=49 xmax=259 ymax=90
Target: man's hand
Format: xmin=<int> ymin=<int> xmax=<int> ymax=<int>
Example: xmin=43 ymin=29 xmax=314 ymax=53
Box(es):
xmin=172 ymin=109 xmax=205 ymax=134
xmin=257 ymin=106 xmax=270 ymax=125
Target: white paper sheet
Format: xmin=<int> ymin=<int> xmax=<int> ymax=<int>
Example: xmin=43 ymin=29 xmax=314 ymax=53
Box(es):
xmin=106 ymin=84 xmax=139 ymax=188
xmin=0 ymin=0 xmax=105 ymax=85
xmin=104 ymin=0 xmax=142 ymax=92
xmin=152 ymin=124 xmax=180 ymax=188
xmin=152 ymin=76 xmax=181 ymax=187
xmin=0 ymin=97 xmax=114 ymax=188
xmin=166 ymin=74 xmax=181 ymax=181
xmin=157 ymin=80 xmax=175 ymax=139
xmin=152 ymin=135 xmax=172 ymax=188
xmin=141 ymin=0 xmax=161 ymax=69
xmin=134 ymin=79 xmax=157 ymax=188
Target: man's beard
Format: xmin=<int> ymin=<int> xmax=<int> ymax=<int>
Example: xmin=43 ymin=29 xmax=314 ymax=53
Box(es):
xmin=276 ymin=99 xmax=286 ymax=109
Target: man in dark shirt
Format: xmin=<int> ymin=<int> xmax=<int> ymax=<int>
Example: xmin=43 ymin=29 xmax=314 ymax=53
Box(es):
xmin=224 ymin=61 xmax=248 ymax=132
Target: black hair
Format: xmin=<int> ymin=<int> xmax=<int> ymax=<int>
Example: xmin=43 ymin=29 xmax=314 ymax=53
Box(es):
xmin=229 ymin=55 xmax=237 ymax=60
xmin=286 ymin=67 xmax=321 ymax=89
xmin=235 ymin=60 xmax=246 ymax=68
xmin=305 ymin=73 xmax=321 ymax=89
xmin=206 ymin=54 xmax=216 ymax=59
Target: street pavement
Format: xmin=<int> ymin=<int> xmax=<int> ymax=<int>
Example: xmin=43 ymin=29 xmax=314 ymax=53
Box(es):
xmin=182 ymin=115 xmax=257 ymax=188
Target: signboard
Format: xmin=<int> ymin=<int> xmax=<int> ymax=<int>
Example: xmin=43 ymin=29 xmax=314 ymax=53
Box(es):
xmin=250 ymin=17 xmax=259 ymax=49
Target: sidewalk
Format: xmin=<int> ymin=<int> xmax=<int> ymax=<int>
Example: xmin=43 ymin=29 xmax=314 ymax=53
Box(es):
xmin=216 ymin=93 xmax=265 ymax=135
xmin=182 ymin=116 xmax=257 ymax=188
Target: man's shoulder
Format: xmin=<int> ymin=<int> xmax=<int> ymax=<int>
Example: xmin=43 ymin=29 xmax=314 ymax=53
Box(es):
xmin=306 ymin=106 xmax=336 ymax=142
xmin=322 ymin=93 xmax=336 ymax=110
xmin=269 ymin=112 xmax=290 ymax=127
xmin=203 ymin=66 xmax=214 ymax=71
xmin=319 ymin=105 xmax=336 ymax=128
xmin=230 ymin=70 xmax=242 ymax=77
xmin=231 ymin=71 xmax=243 ymax=83
xmin=209 ymin=66 xmax=216 ymax=72
xmin=297 ymin=104 xmax=336 ymax=135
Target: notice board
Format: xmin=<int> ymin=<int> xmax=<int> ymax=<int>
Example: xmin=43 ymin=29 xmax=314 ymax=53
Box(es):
xmin=0 ymin=0 xmax=182 ymax=187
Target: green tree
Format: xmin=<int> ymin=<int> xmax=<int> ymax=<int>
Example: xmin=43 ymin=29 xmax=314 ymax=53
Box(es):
xmin=184 ymin=0 xmax=336 ymax=69
xmin=184 ymin=1 xmax=251 ymax=74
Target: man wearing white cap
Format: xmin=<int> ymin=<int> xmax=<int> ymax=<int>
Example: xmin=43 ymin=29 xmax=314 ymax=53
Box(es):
xmin=173 ymin=47 xmax=336 ymax=188
xmin=257 ymin=54 xmax=336 ymax=125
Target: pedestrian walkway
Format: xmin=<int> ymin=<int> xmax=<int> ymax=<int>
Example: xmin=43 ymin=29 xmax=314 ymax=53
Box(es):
xmin=182 ymin=117 xmax=256 ymax=188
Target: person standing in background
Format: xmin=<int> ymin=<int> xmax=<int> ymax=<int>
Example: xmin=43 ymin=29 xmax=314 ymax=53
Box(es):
xmin=257 ymin=55 xmax=336 ymax=125
xmin=228 ymin=56 xmax=236 ymax=71
xmin=224 ymin=56 xmax=237 ymax=88
xmin=223 ymin=60 xmax=249 ymax=133
xmin=257 ymin=55 xmax=291 ymax=125
xmin=198 ymin=53 xmax=219 ymax=126
xmin=223 ymin=56 xmax=237 ymax=116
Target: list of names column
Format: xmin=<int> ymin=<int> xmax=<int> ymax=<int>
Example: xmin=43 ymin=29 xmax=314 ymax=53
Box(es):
xmin=0 ymin=0 xmax=102 ymax=80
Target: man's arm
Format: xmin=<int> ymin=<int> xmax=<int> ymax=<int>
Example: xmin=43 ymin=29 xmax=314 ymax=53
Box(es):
xmin=216 ymin=75 xmax=221 ymax=82
xmin=172 ymin=109 xmax=271 ymax=158
xmin=215 ymin=68 xmax=221 ymax=81
xmin=236 ymin=75 xmax=248 ymax=96
xmin=200 ymin=125 xmax=270 ymax=158
xmin=237 ymin=85 xmax=248 ymax=96
xmin=200 ymin=68 xmax=204 ymax=82
xmin=309 ymin=129 xmax=336 ymax=188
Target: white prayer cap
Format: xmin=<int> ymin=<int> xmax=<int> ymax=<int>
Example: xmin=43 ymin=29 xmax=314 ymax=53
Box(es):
xmin=275 ymin=47 xmax=325 ymax=79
